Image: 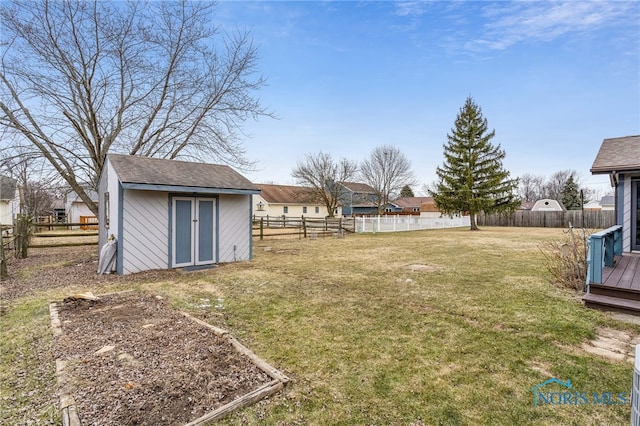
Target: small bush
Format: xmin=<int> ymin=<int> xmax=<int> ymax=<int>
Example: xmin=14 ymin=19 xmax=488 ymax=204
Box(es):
xmin=540 ymin=226 xmax=591 ymax=291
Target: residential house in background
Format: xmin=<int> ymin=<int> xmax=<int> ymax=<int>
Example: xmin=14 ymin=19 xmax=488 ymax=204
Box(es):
xmin=98 ymin=154 xmax=259 ymax=275
xmin=0 ymin=175 xmax=19 ymax=225
xmin=64 ymin=188 xmax=99 ymax=227
xmin=420 ymin=197 xmax=444 ymax=218
xmin=335 ymin=182 xmax=378 ymax=216
xmin=583 ymin=195 xmax=615 ymax=211
xmin=386 ymin=197 xmax=434 ymax=214
xmin=253 ymin=184 xmax=334 ymax=218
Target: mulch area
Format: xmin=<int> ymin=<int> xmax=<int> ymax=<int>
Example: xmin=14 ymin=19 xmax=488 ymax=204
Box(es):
xmin=1 ymin=246 xmax=281 ymax=425
xmin=53 ymin=292 xmax=272 ymax=425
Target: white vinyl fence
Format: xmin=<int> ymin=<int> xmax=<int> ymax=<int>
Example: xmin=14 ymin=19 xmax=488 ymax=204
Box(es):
xmin=355 ymin=215 xmax=470 ymax=233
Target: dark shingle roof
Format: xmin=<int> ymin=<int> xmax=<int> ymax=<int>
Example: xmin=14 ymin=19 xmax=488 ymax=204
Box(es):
xmin=591 ymin=135 xmax=640 ymax=174
xmin=0 ymin=175 xmax=17 ymax=201
xmin=107 ymin=154 xmax=258 ymax=191
xmin=256 ymin=184 xmax=321 ymax=204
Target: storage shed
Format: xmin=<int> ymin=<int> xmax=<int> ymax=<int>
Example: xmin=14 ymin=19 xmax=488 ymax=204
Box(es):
xmin=98 ymin=154 xmax=259 ymax=275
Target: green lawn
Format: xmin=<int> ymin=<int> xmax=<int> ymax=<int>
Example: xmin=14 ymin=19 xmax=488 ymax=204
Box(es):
xmin=2 ymin=227 xmax=638 ymax=425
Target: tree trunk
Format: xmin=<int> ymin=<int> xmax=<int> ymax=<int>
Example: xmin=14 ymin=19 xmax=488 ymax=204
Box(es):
xmin=470 ymin=213 xmax=479 ymax=231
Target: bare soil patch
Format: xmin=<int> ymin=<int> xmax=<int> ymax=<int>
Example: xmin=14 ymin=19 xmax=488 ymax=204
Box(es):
xmin=53 ymin=291 xmax=273 ymax=425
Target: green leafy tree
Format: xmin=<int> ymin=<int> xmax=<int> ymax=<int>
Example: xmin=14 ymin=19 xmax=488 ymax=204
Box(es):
xmin=399 ymin=185 xmax=414 ymax=198
xmin=561 ymin=175 xmax=582 ymax=210
xmin=430 ymin=97 xmax=520 ymax=230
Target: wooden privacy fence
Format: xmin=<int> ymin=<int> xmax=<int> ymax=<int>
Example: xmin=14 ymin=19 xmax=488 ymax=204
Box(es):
xmin=477 ymin=210 xmax=615 ymax=229
xmin=253 ymin=216 xmax=355 ymax=240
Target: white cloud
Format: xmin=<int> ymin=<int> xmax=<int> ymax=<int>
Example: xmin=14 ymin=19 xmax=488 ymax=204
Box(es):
xmin=468 ymin=1 xmax=637 ymax=52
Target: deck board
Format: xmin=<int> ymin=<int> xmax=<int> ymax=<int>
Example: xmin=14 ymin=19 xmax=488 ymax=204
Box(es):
xmin=602 ymin=253 xmax=640 ymax=290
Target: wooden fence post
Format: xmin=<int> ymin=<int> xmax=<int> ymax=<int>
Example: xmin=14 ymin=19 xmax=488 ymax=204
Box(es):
xmin=260 ymin=217 xmax=264 ymax=241
xmin=0 ymin=231 xmax=7 ymax=279
xmin=302 ymin=216 xmax=307 ymax=239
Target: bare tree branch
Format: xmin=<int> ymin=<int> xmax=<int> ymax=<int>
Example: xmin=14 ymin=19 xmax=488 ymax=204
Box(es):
xmin=0 ymin=0 xmax=272 ymax=215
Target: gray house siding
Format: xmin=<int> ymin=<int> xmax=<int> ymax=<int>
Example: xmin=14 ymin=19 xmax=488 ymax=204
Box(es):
xmin=218 ymin=194 xmax=252 ymax=263
xmin=122 ymin=190 xmax=169 ymax=275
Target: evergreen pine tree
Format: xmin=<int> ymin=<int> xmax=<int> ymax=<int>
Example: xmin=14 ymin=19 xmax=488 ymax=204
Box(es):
xmin=399 ymin=185 xmax=414 ymax=198
xmin=561 ymin=175 xmax=582 ymax=210
xmin=430 ymin=97 xmax=520 ymax=230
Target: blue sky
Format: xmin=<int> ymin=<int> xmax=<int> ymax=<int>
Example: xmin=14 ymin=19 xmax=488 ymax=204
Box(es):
xmin=216 ymin=1 xmax=639 ymax=195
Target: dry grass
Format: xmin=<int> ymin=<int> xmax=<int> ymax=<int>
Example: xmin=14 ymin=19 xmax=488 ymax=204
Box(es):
xmin=2 ymin=227 xmax=639 ymax=425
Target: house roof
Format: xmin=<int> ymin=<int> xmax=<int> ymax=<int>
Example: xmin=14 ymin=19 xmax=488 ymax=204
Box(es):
xmin=341 ymin=182 xmax=376 ymax=193
xmin=256 ymin=184 xmax=321 ymax=204
xmin=591 ymin=135 xmax=640 ymax=174
xmin=107 ymin=154 xmax=258 ymax=193
xmin=391 ymin=197 xmax=433 ymax=209
xmin=600 ymin=195 xmax=614 ymax=206
xmin=0 ymin=175 xmax=17 ymax=201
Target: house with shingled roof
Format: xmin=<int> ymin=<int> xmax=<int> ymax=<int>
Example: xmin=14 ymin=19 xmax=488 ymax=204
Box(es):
xmin=253 ymin=184 xmax=335 ymax=218
xmin=582 ymin=135 xmax=640 ymax=315
xmin=335 ymin=181 xmax=378 ymax=216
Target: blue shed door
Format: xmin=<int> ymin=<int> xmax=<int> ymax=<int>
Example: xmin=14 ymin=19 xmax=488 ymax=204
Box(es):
xmin=172 ymin=197 xmax=216 ymax=268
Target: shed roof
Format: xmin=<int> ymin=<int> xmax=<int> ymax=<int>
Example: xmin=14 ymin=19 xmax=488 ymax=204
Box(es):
xmin=107 ymin=154 xmax=258 ymax=193
xmin=0 ymin=175 xmax=17 ymax=201
xmin=591 ymin=135 xmax=640 ymax=174
xmin=256 ymin=184 xmax=321 ymax=204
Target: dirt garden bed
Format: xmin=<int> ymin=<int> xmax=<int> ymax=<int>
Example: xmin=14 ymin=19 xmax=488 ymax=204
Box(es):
xmin=50 ymin=290 xmax=287 ymax=425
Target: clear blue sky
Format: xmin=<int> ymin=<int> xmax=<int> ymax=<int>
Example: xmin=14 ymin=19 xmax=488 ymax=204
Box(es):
xmin=216 ymin=1 xmax=639 ymax=196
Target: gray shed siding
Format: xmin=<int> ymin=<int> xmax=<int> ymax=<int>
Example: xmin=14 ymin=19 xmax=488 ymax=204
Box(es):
xmin=121 ymin=189 xmax=169 ymax=274
xmin=218 ymin=194 xmax=252 ymax=262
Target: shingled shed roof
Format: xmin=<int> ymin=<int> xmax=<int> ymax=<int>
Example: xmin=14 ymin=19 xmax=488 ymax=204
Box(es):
xmin=256 ymin=184 xmax=321 ymax=204
xmin=107 ymin=154 xmax=258 ymax=192
xmin=591 ymin=135 xmax=640 ymax=174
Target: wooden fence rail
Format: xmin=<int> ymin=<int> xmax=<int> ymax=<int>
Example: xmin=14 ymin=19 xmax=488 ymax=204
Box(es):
xmin=476 ymin=210 xmax=615 ymax=229
xmin=252 ymin=216 xmax=355 ymax=240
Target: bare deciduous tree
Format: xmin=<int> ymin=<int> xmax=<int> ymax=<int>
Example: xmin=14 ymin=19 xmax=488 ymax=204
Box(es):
xmin=0 ymin=0 xmax=272 ymax=215
xmin=291 ymin=152 xmax=358 ymax=218
xmin=518 ymin=173 xmax=546 ymax=203
xmin=544 ymin=170 xmax=580 ymax=201
xmin=360 ymin=145 xmax=416 ymax=213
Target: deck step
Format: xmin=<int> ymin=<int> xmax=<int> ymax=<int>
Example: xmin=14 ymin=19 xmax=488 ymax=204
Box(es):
xmin=583 ymin=293 xmax=640 ymax=316
xmin=588 ymin=284 xmax=640 ymax=301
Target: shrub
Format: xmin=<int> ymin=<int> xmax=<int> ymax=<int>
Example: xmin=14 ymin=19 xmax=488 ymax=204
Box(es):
xmin=540 ymin=225 xmax=591 ymax=291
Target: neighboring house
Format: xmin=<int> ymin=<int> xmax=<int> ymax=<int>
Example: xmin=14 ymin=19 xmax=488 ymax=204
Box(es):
xmin=387 ymin=197 xmax=434 ymax=213
xmin=531 ymin=199 xmax=566 ymax=212
xmin=419 ymin=197 xmax=451 ymax=218
xmin=582 ymin=199 xmax=602 ymax=211
xmin=335 ymin=182 xmax=378 ymax=216
xmin=519 ymin=201 xmax=535 ymax=211
xmin=591 ymin=135 xmax=640 ymax=252
xmin=253 ymin=184 xmax=333 ymax=218
xmin=65 ymin=188 xmax=99 ymax=226
xmin=599 ymin=195 xmax=615 ymax=211
xmin=98 ymin=154 xmax=259 ymax=275
xmin=0 ymin=175 xmax=19 ymax=225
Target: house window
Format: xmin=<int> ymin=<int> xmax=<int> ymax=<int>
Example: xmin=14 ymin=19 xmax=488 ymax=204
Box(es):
xmin=303 ymin=206 xmax=307 ymax=214
xmin=315 ymin=206 xmax=319 ymax=214
xmin=283 ymin=206 xmax=288 ymax=214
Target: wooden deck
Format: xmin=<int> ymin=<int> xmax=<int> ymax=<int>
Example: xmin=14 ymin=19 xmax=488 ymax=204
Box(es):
xmin=583 ymin=253 xmax=640 ymax=315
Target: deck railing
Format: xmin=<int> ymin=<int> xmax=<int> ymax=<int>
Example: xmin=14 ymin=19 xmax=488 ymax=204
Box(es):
xmin=585 ymin=225 xmax=623 ymax=287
